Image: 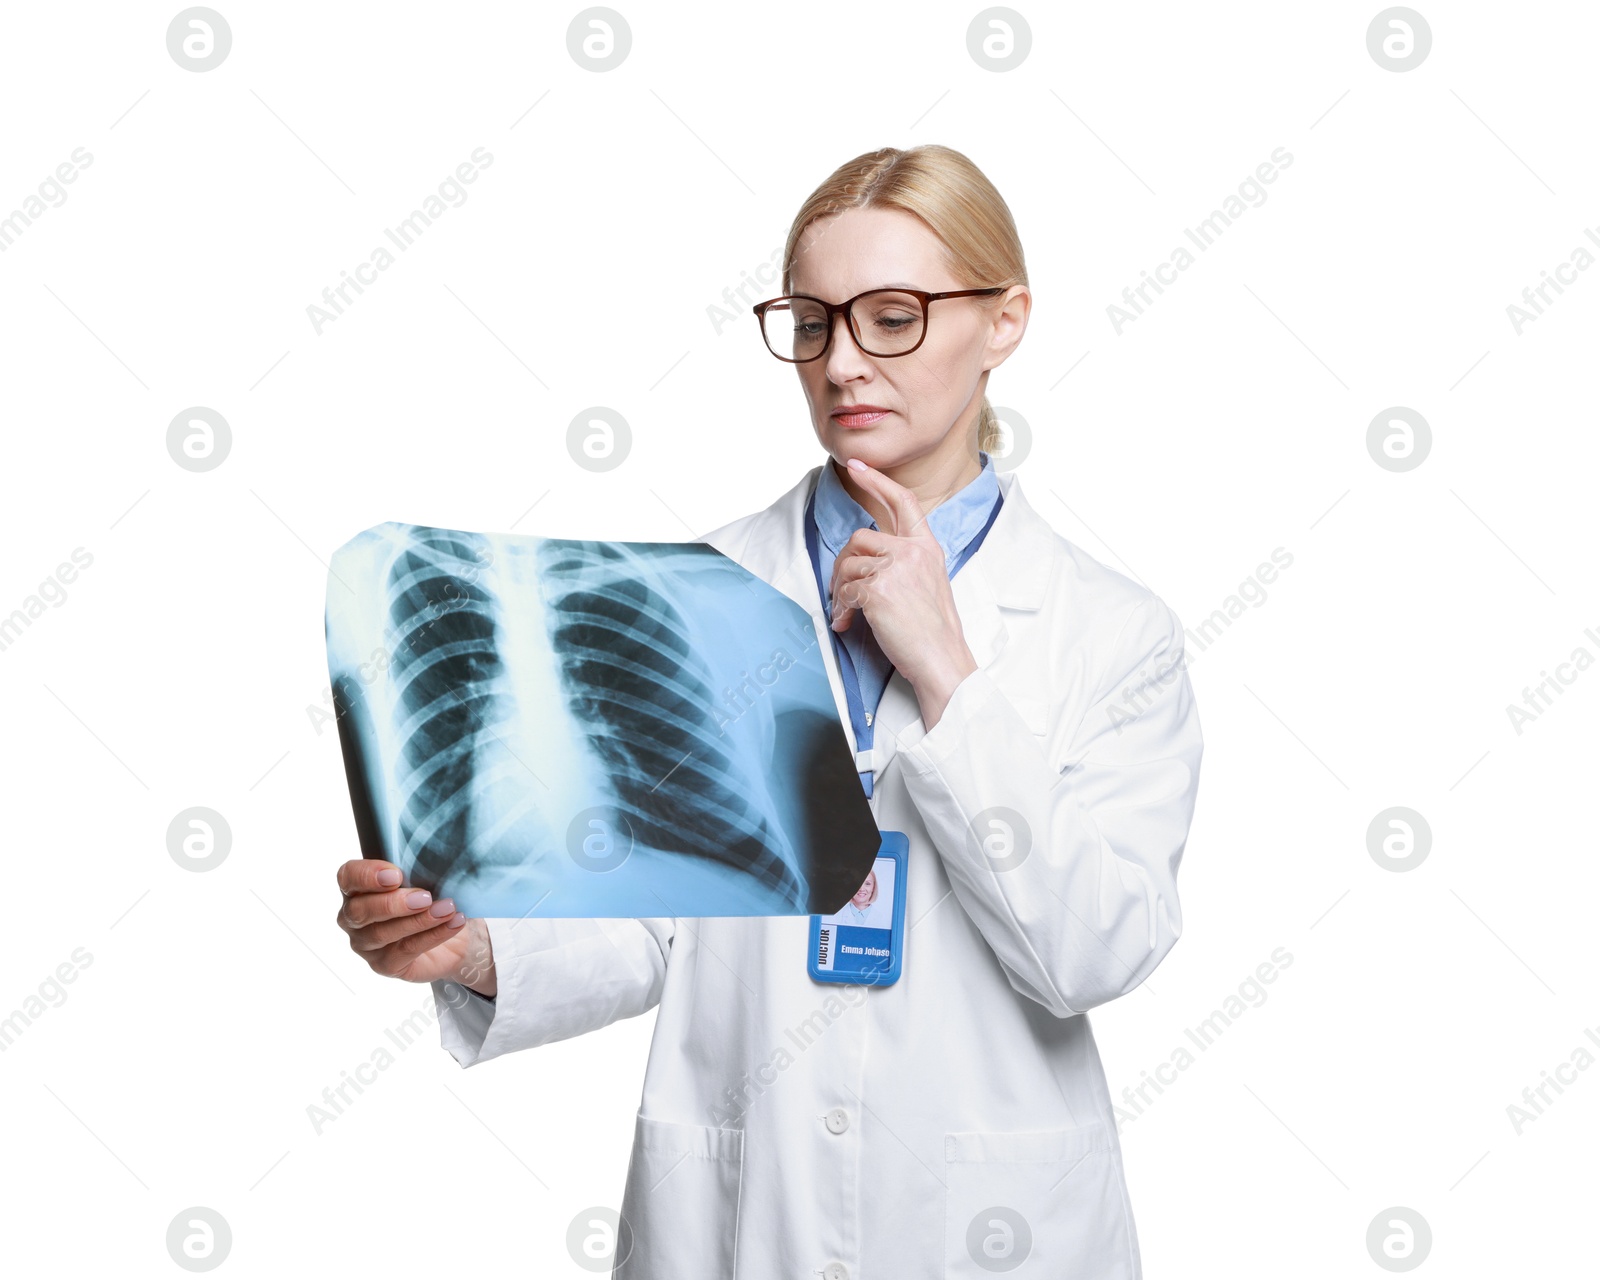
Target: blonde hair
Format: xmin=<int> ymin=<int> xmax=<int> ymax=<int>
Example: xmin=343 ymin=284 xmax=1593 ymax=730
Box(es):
xmin=781 ymin=145 xmax=1027 ymax=457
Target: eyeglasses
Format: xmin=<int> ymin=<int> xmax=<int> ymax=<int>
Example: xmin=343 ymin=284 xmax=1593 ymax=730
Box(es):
xmin=751 ymin=286 xmax=1007 ymax=363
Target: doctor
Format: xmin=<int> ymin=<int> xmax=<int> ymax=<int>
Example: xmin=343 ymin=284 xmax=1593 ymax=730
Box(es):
xmin=334 ymin=143 xmax=1202 ymax=1279
xmin=834 ymin=868 xmax=890 ymax=929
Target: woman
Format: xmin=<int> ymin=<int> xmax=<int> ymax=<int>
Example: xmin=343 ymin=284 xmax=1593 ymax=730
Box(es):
xmin=837 ymin=868 xmax=886 ymax=928
xmin=335 ymin=144 xmax=1202 ymax=1279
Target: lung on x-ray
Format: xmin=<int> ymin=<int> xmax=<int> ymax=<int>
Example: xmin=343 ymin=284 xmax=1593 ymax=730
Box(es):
xmin=324 ymin=522 xmax=880 ymax=919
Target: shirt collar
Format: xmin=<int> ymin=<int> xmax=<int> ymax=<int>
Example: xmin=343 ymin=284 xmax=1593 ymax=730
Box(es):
xmin=813 ymin=450 xmax=1001 ymax=571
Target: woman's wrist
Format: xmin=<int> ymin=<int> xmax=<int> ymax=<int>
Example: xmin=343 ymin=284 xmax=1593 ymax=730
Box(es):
xmin=910 ymin=643 xmax=979 ymax=729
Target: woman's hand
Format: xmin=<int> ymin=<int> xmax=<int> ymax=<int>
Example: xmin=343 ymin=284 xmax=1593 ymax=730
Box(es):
xmin=335 ymin=859 xmax=496 ymax=996
xmin=828 ymin=458 xmax=979 ymax=726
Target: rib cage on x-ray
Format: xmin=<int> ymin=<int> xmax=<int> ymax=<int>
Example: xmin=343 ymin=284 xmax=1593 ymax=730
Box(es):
xmin=379 ymin=526 xmax=806 ymax=909
xmin=534 ymin=539 xmax=806 ymax=907
xmin=385 ymin=529 xmax=513 ymax=892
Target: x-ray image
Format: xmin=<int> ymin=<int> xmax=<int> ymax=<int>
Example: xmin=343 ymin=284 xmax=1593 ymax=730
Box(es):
xmin=324 ymin=522 xmax=880 ymax=919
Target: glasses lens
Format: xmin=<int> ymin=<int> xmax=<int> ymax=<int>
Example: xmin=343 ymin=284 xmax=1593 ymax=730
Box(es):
xmin=850 ymin=291 xmax=925 ymax=357
xmin=761 ymin=297 xmax=830 ymax=361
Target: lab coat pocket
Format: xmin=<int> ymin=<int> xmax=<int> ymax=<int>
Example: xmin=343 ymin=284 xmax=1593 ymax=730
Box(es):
xmin=943 ymin=1124 xmax=1131 ymax=1279
xmin=615 ymin=1112 xmax=745 ymax=1279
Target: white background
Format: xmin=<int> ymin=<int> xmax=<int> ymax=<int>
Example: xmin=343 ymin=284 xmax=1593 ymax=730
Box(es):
xmin=1 ymin=1 xmax=1595 ymax=1275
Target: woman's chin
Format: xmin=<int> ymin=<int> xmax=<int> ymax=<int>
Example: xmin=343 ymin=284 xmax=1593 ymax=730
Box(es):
xmin=821 ymin=431 xmax=898 ymax=468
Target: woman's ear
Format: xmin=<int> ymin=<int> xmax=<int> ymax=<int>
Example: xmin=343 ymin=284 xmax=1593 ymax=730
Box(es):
xmin=981 ymin=285 xmax=1031 ymax=373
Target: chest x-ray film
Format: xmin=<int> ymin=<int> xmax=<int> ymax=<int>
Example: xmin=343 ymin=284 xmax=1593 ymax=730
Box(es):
xmin=325 ymin=522 xmax=881 ymax=920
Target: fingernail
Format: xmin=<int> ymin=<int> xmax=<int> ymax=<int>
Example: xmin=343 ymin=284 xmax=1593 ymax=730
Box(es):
xmin=846 ymin=458 xmax=866 ymax=472
xmin=447 ymin=913 xmax=466 ymax=928
xmin=377 ymin=868 xmax=402 ymax=886
xmin=406 ymin=890 xmax=431 ymax=908
xmin=429 ymin=899 xmax=456 ymax=918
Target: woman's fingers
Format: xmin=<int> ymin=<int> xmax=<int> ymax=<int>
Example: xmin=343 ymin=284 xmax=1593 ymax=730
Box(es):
xmin=334 ymin=857 xmax=462 ymax=941
xmin=338 ymin=881 xmax=438 ymax=928
xmin=346 ymin=897 xmax=465 ymax=952
xmin=334 ymin=857 xmax=473 ymax=984
xmin=336 ymin=857 xmax=404 ymax=895
xmin=830 ymin=559 xmax=877 ymax=630
xmin=829 ymin=528 xmax=894 ymax=601
xmin=367 ymin=918 xmax=470 ymax=977
xmin=843 ymin=460 xmax=932 ymax=541
xmin=829 ymin=530 xmax=896 ymax=631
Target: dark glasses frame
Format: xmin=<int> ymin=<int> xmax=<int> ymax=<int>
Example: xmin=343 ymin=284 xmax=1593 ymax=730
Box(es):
xmin=751 ymin=286 xmax=1008 ymax=363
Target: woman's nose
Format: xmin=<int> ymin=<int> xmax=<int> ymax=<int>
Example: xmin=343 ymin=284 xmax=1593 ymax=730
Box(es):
xmin=822 ymin=311 xmax=871 ymax=381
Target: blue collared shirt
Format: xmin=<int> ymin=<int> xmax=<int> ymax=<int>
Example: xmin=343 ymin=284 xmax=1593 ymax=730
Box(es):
xmin=811 ymin=450 xmax=1002 ymax=739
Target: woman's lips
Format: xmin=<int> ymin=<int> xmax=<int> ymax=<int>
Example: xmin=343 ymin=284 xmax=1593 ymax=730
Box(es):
xmin=832 ymin=410 xmax=890 ymax=427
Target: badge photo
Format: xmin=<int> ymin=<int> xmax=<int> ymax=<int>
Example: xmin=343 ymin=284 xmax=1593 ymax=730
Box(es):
xmin=808 ymin=830 xmax=909 ymax=986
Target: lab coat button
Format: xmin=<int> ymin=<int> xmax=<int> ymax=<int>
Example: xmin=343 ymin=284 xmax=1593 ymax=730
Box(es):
xmin=824 ymin=1107 xmax=849 ymax=1134
xmin=823 ymin=1264 xmax=849 ymax=1280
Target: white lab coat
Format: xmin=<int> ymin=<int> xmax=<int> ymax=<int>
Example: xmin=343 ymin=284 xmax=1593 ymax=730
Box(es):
xmin=431 ymin=463 xmax=1203 ymax=1279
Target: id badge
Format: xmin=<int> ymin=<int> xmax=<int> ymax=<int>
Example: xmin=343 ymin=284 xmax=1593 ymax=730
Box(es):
xmin=808 ymin=830 xmax=908 ymax=986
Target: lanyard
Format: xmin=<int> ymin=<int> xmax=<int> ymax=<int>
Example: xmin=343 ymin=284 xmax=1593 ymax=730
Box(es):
xmin=803 ymin=478 xmax=1003 ymax=796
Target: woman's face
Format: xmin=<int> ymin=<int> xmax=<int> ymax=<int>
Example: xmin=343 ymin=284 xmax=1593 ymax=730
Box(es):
xmin=788 ymin=206 xmax=1024 ymax=473
xmin=852 ymin=869 xmax=877 ymax=908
